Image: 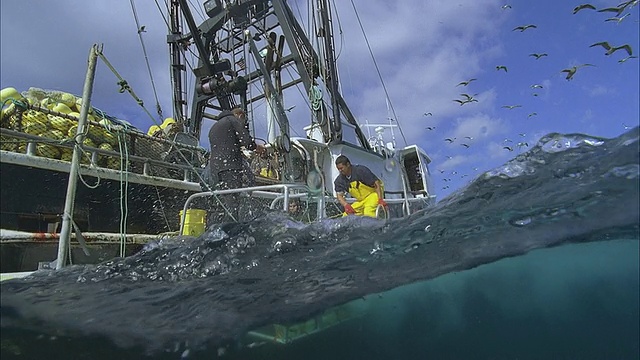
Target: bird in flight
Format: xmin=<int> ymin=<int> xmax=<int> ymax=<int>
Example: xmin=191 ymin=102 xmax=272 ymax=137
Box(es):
xmin=423 ymin=112 xmax=433 ymax=116
xmin=618 ymin=55 xmax=638 ymax=63
xmin=496 ymin=65 xmax=508 ymax=72
xmin=503 ymin=146 xmax=514 ymax=151
xmin=561 ymin=64 xmax=594 ymax=80
xmin=513 ymin=24 xmax=537 ymax=32
xmin=530 ymin=84 xmax=544 ymax=89
xmin=461 ymin=143 xmax=470 ymax=148
xmin=444 ymin=137 xmax=456 ymax=143
xmin=284 ymin=105 xmax=296 ymax=112
xmin=464 ymin=136 xmax=474 ymax=140
xmin=456 ymin=78 xmax=477 ymax=87
xmin=518 ymin=133 xmax=527 ymax=137
xmin=590 ymin=42 xmax=633 ymax=56
xmin=502 ymin=4 xmax=512 ymax=10
xmin=605 ymin=13 xmax=631 ymax=23
xmin=528 ymin=112 xmax=538 ymax=118
xmin=573 ymin=4 xmax=596 ymax=14
xmin=502 ymin=104 xmax=522 ymax=110
xmin=517 ymin=142 xmax=529 ymax=148
xmin=598 ymin=4 xmax=629 ymax=16
xmin=137 ymin=25 xmax=147 ymax=33
xmin=454 ymin=93 xmax=478 ymax=105
xmin=426 ymin=126 xmax=436 ymax=130
xmin=529 ymin=53 xmax=548 ymax=59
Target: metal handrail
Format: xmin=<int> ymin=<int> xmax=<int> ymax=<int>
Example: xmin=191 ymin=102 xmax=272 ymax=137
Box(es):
xmin=0 ymin=127 xmax=200 ymax=176
xmin=179 ymin=185 xmax=435 ymax=234
xmin=178 ymin=183 xmax=309 ymax=235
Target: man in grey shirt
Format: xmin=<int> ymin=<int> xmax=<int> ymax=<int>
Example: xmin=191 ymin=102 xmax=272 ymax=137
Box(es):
xmin=208 ymin=107 xmax=264 ymax=223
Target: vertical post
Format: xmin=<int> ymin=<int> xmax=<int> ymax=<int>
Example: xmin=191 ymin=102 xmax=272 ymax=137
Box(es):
xmin=56 ymin=44 xmax=100 ymax=270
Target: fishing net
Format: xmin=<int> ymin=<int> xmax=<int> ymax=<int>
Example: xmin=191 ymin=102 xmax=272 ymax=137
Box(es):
xmin=0 ymin=88 xmax=207 ymax=180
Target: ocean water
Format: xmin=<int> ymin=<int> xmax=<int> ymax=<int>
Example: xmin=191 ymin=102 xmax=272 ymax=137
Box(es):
xmin=1 ymin=128 xmax=638 ymax=360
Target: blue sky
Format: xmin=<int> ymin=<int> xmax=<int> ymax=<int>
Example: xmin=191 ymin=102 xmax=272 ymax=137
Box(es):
xmin=1 ymin=0 xmax=638 ymax=201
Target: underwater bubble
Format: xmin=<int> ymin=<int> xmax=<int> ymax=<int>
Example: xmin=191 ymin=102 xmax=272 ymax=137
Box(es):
xmin=370 ymin=241 xmax=384 ymax=255
xmin=509 ymin=217 xmax=532 ymax=227
xmin=306 ymin=170 xmax=323 ymax=193
xmin=604 ymin=164 xmax=639 ymax=179
xmin=539 ymin=134 xmax=605 ymax=153
xmin=384 ymin=158 xmax=396 ymax=172
xmin=486 ymin=162 xmax=533 ymax=179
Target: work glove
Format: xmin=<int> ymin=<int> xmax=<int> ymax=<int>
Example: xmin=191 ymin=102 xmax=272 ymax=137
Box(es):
xmin=378 ymin=198 xmax=388 ymax=208
xmin=344 ymin=203 xmax=355 ymax=214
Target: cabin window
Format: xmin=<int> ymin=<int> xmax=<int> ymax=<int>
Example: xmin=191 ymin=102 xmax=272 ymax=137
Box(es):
xmin=340 ymin=122 xmax=362 ymax=147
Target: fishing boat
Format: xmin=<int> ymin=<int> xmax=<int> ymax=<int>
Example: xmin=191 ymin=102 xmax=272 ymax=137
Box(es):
xmin=0 ymin=0 xmax=436 ymax=274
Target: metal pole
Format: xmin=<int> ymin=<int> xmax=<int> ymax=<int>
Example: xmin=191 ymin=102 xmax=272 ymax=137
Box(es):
xmin=56 ymin=44 xmax=100 ymax=269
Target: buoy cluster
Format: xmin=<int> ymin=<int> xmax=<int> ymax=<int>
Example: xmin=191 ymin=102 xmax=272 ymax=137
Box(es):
xmin=1 ymin=87 xmax=122 ymax=168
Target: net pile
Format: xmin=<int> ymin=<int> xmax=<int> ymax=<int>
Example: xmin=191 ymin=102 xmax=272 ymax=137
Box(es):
xmin=0 ymin=87 xmax=206 ymax=180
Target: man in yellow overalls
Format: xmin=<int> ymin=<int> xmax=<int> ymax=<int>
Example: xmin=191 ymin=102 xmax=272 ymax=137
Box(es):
xmin=334 ymin=155 xmax=387 ymax=217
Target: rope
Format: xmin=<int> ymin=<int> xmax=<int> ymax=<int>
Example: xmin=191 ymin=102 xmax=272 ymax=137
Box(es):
xmin=348 ymin=0 xmax=407 ymax=145
xmin=96 ymin=50 xmax=161 ymax=127
xmin=129 ymin=0 xmax=164 ymax=121
xmin=116 ymin=131 xmax=130 ymax=257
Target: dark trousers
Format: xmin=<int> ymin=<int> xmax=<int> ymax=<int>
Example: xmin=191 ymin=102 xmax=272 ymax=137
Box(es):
xmin=208 ymin=169 xmax=243 ymax=224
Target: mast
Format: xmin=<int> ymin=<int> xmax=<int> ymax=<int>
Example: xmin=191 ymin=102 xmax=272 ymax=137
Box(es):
xmin=318 ymin=0 xmax=342 ymax=142
xmin=169 ymin=0 xmax=186 ymax=124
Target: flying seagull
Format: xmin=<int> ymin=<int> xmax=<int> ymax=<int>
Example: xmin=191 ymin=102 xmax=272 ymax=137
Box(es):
xmin=456 ymin=78 xmax=477 ymax=87
xmin=503 ymin=146 xmax=514 ymax=152
xmin=137 ymin=25 xmax=147 ymax=33
xmin=573 ymin=4 xmax=596 ymax=14
xmin=423 ymin=112 xmax=433 ymax=116
xmin=589 ymin=42 xmax=633 ymax=56
xmin=284 ymin=105 xmax=296 ymax=112
xmin=528 ymin=112 xmax=538 ymax=118
xmin=444 ymin=137 xmax=456 ymax=143
xmin=530 ymin=84 xmax=544 ymax=89
xmin=464 ymin=136 xmax=474 ymax=140
xmin=502 ymin=4 xmax=512 ymax=9
xmin=496 ymin=65 xmax=508 ymax=72
xmin=513 ymin=24 xmax=537 ymax=32
xmin=426 ymin=126 xmax=436 ymax=130
xmin=502 ymin=104 xmax=522 ymax=109
xmin=561 ymin=64 xmax=594 ymax=80
xmin=454 ymin=93 xmax=479 ymax=105
xmin=618 ymin=55 xmax=638 ymax=63
xmin=461 ymin=143 xmax=471 ymax=148
xmin=517 ymin=142 xmax=529 ymax=148
xmin=605 ymin=13 xmax=631 ymax=23
xmin=529 ymin=53 xmax=548 ymax=59
xmin=597 ymin=5 xmax=627 ymax=16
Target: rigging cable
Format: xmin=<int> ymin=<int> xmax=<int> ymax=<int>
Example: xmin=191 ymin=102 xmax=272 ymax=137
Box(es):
xmin=130 ymin=0 xmax=164 ymax=121
xmin=348 ymin=0 xmax=407 ymax=145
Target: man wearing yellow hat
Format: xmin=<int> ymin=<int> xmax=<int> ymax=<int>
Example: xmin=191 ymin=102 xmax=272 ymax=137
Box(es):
xmin=160 ymin=117 xmax=181 ymax=138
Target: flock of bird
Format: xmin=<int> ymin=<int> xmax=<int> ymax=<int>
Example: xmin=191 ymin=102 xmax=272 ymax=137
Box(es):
xmin=421 ymin=1 xmax=638 ymax=191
